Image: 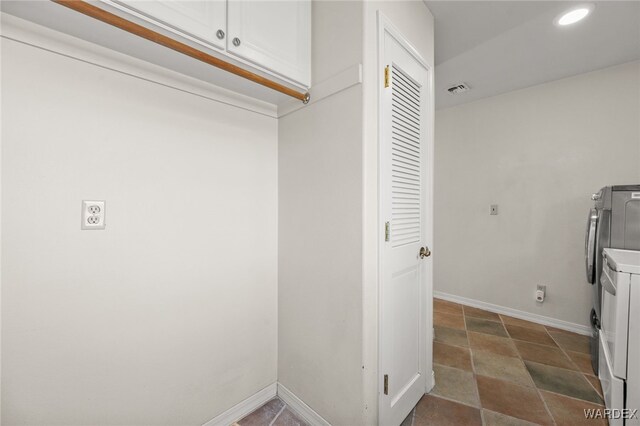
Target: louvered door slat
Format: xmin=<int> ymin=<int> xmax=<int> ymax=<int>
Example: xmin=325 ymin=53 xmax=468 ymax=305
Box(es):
xmin=390 ymin=65 xmax=422 ymax=247
xmin=392 ymin=140 xmax=420 ymax=155
xmin=392 ymin=151 xmax=420 ymax=166
xmin=391 ymin=105 xmax=419 ymax=122
xmin=392 ymin=100 xmax=420 ymax=121
xmin=392 ymin=115 xmax=421 ymax=135
xmin=392 ymin=127 xmax=420 ymax=143
xmin=392 ymin=96 xmax=420 ymax=117
xmin=391 ymin=100 xmax=420 ymax=122
xmin=393 ymin=70 xmax=421 ymax=95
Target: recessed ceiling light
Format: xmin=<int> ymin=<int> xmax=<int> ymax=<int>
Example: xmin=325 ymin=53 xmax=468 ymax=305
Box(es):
xmin=555 ymin=4 xmax=594 ymax=26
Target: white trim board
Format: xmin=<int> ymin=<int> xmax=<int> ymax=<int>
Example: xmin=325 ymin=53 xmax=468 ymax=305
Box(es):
xmin=276 ymin=383 xmax=331 ymax=426
xmin=202 ymin=383 xmax=277 ymax=426
xmin=434 ymin=291 xmax=591 ymax=336
xmin=0 ymin=12 xmax=278 ymax=118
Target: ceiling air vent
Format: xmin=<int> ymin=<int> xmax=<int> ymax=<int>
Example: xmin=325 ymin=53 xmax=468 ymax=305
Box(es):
xmin=447 ymin=83 xmax=470 ymax=95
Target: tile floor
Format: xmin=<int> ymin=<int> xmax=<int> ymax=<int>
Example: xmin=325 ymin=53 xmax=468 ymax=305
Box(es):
xmin=236 ymin=299 xmax=605 ymax=426
xmin=234 ymin=397 xmax=309 ymax=426
xmin=407 ymin=298 xmax=606 ymax=426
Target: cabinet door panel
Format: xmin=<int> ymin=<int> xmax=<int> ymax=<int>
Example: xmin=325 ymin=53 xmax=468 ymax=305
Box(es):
xmin=227 ymin=0 xmax=310 ymax=87
xmin=113 ymin=1 xmax=227 ymax=50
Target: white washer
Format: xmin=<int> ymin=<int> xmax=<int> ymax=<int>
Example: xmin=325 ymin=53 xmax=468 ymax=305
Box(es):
xmin=600 ymin=248 xmax=640 ymax=425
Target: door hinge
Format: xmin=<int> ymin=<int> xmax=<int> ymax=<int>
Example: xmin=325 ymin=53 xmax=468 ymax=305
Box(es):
xmin=384 ymin=374 xmax=389 ymax=395
xmin=384 ymin=221 xmax=390 ymax=242
xmin=384 ymin=65 xmax=390 ymax=88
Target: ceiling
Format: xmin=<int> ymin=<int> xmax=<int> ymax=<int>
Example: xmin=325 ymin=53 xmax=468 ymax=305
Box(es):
xmin=3 ymin=1 xmax=638 ymax=110
xmin=425 ymin=1 xmax=640 ymax=109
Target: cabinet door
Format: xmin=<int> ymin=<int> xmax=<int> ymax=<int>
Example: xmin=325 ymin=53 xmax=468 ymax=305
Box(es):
xmin=227 ymin=0 xmax=310 ymax=87
xmin=113 ymin=1 xmax=227 ymax=50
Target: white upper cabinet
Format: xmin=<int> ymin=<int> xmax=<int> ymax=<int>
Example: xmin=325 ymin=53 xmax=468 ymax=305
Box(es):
xmin=106 ymin=0 xmax=310 ymax=89
xmin=226 ymin=0 xmax=311 ymax=87
xmin=113 ymin=1 xmax=227 ymax=50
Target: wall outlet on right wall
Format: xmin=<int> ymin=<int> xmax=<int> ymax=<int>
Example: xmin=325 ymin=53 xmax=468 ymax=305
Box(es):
xmin=536 ymin=285 xmax=546 ymax=303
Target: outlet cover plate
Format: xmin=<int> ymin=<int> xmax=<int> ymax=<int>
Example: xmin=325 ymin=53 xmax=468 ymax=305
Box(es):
xmin=81 ymin=200 xmax=106 ymax=230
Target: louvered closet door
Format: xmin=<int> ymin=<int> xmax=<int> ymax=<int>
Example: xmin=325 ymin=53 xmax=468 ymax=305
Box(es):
xmin=380 ymin=24 xmax=431 ymax=426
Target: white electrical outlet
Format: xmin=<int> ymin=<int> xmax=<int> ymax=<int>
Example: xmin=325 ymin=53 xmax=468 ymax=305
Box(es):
xmin=536 ymin=285 xmax=546 ymax=303
xmin=82 ymin=200 xmax=106 ymax=230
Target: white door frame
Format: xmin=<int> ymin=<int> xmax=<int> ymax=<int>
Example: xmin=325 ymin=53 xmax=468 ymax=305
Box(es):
xmin=377 ymin=10 xmax=435 ymax=424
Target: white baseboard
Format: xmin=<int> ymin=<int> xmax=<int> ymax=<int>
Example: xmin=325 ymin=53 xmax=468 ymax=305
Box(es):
xmin=434 ymin=291 xmax=591 ymax=336
xmin=202 ymin=383 xmax=277 ymax=426
xmin=201 ymin=382 xmax=331 ymax=426
xmin=277 ymin=383 xmax=331 ymax=426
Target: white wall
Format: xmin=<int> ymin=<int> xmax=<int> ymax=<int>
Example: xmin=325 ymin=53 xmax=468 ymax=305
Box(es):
xmin=434 ymin=61 xmax=640 ymax=328
xmin=278 ymin=2 xmax=365 ymax=424
xmin=279 ymin=85 xmax=364 ymax=425
xmin=1 ymin=28 xmax=278 ymax=425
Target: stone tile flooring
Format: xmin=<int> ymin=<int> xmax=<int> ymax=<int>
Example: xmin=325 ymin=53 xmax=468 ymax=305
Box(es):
xmin=235 ymin=299 xmax=605 ymax=426
xmin=405 ymin=298 xmax=606 ymax=426
xmin=234 ymin=397 xmax=309 ymax=426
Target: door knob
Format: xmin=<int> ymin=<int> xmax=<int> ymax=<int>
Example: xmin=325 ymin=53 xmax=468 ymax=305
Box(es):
xmin=232 ymin=37 xmax=241 ymax=47
xmin=216 ymin=29 xmax=225 ymax=40
xmin=419 ymin=246 xmax=431 ymax=259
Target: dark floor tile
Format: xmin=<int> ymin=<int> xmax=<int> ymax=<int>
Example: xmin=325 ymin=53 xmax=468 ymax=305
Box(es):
xmin=434 ymin=341 xmax=473 ymax=371
xmin=435 ymin=298 xmax=464 ymax=316
xmin=236 ymin=398 xmax=285 ymax=426
xmin=476 ymin=376 xmax=553 ymax=425
xmin=524 ymin=361 xmax=603 ymax=404
xmin=500 ymin=315 xmax=547 ymax=332
xmin=435 ymin=311 xmax=466 ymax=330
xmin=271 ymin=408 xmax=309 ymax=426
xmin=514 ymin=340 xmax=576 ymax=370
xmin=432 ymin=364 xmax=480 ymax=407
xmin=473 ymin=351 xmax=533 ymax=387
xmin=414 ymin=394 xmax=482 ymax=426
xmin=505 ymin=324 xmax=556 ymax=346
xmin=463 ymin=306 xmax=502 ymax=322
xmin=566 ymin=350 xmax=596 ymax=376
xmin=435 ymin=326 xmax=469 ymax=347
xmin=585 ymin=374 xmax=603 ymax=398
xmin=540 ymin=390 xmax=607 ymax=426
xmin=550 ymin=331 xmax=590 ymax=354
xmin=465 ymin=317 xmax=508 ymax=337
xmin=467 ymin=332 xmax=518 ymax=358
xmin=481 ymin=409 xmax=538 ymax=426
